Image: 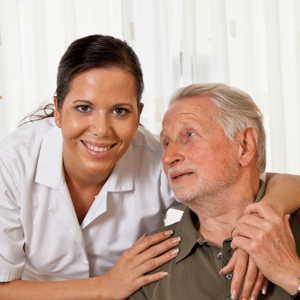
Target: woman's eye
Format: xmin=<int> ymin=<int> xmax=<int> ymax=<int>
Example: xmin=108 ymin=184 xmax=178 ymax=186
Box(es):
xmin=113 ymin=108 xmax=129 ymax=116
xmin=76 ymin=105 xmax=91 ymax=113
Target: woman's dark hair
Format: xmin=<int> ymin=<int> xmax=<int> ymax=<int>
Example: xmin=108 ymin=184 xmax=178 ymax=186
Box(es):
xmin=19 ymin=34 xmax=144 ymax=126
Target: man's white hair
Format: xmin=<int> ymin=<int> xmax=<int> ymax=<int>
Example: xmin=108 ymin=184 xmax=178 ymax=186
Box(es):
xmin=169 ymin=83 xmax=266 ymax=175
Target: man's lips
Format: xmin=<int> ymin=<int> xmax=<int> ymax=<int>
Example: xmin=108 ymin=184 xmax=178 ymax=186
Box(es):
xmin=169 ymin=171 xmax=194 ymax=180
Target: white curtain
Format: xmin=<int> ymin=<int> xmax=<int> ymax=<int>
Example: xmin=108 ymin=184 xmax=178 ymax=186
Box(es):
xmin=1 ymin=0 xmax=300 ymax=176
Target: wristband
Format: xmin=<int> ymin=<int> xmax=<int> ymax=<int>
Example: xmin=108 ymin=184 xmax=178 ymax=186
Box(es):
xmin=292 ymin=275 xmax=300 ymax=298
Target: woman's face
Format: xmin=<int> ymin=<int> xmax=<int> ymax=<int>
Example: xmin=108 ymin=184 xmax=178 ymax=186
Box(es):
xmin=54 ymin=67 xmax=142 ymax=182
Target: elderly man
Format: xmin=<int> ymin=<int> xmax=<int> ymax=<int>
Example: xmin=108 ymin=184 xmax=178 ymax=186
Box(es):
xmin=129 ymin=83 xmax=300 ymax=300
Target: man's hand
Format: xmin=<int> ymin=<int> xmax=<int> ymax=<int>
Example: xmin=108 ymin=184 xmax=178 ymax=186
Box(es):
xmin=231 ymin=202 xmax=300 ymax=296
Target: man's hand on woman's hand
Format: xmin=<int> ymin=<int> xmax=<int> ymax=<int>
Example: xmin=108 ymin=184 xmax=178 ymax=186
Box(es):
xmin=231 ymin=202 xmax=300 ymax=296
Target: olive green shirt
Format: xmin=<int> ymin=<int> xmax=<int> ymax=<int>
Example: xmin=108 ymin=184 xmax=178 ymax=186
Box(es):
xmin=129 ymin=182 xmax=300 ymax=300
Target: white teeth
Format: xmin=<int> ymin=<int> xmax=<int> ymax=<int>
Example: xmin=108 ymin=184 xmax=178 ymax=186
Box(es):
xmin=86 ymin=143 xmax=111 ymax=153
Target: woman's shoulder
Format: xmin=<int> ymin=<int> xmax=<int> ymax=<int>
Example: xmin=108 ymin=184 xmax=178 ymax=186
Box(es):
xmin=131 ymin=126 xmax=163 ymax=157
xmin=0 ymin=118 xmax=56 ymax=155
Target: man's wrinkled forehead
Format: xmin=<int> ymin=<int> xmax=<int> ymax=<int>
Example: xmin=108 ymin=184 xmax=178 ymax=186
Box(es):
xmin=161 ymin=96 xmax=218 ymax=137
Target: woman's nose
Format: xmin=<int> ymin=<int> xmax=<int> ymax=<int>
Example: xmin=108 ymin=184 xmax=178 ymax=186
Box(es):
xmin=91 ymin=111 xmax=111 ymax=136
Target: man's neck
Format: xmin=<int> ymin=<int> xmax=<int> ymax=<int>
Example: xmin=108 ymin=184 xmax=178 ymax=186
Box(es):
xmin=190 ymin=173 xmax=260 ymax=247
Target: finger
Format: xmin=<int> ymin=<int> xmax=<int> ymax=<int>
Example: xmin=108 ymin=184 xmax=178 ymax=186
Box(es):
xmin=135 ymin=247 xmax=180 ymax=276
xmin=130 ymin=230 xmax=175 ymax=255
xmin=232 ymin=221 xmax=264 ymax=241
xmin=261 ymin=277 xmax=269 ymax=295
xmin=230 ymin=249 xmax=249 ymax=299
xmin=231 ymin=236 xmax=252 ymax=252
xmin=220 ymin=251 xmax=237 ymax=274
xmin=234 ymin=214 xmax=271 ymax=235
xmin=284 ymin=214 xmax=294 ymax=239
xmin=134 ymin=270 xmax=169 ymax=290
xmin=134 ymin=236 xmax=181 ymax=267
xmin=243 ymin=202 xmax=280 ymax=220
xmin=239 ymin=256 xmax=258 ymax=299
xmin=243 ymin=268 xmax=265 ymax=300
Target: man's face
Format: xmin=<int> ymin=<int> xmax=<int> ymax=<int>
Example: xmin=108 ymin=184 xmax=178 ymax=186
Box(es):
xmin=160 ymin=96 xmax=240 ymax=204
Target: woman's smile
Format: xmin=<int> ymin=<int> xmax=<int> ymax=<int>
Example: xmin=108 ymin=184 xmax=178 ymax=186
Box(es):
xmin=81 ymin=140 xmax=117 ymax=157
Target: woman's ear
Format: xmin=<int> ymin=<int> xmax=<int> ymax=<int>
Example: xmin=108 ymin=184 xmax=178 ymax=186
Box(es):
xmin=137 ymin=103 xmax=144 ymax=126
xmin=53 ymin=97 xmax=61 ymax=128
xmin=237 ymin=127 xmax=258 ymax=167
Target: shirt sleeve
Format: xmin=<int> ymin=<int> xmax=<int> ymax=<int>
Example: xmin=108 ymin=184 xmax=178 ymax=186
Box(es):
xmin=0 ymin=160 xmax=25 ymax=282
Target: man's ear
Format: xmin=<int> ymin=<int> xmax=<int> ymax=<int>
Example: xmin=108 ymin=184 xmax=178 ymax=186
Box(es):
xmin=53 ymin=97 xmax=61 ymax=128
xmin=237 ymin=127 xmax=258 ymax=167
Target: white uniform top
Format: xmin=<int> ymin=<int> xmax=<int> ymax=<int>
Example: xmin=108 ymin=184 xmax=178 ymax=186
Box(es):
xmin=0 ymin=118 xmax=175 ymax=282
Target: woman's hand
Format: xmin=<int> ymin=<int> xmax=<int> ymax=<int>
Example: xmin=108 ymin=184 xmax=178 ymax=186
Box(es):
xmin=221 ymin=248 xmax=268 ymax=300
xmin=231 ymin=202 xmax=300 ymax=296
xmin=99 ymin=230 xmax=180 ymax=300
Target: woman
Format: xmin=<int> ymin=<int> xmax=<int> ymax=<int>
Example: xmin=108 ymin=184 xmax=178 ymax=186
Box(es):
xmin=0 ymin=34 xmax=299 ymax=299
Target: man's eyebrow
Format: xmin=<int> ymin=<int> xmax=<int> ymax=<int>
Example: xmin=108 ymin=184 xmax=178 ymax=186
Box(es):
xmin=159 ymin=131 xmax=166 ymax=140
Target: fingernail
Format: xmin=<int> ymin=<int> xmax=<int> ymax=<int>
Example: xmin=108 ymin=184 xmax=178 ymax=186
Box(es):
xmin=172 ymin=237 xmax=181 ymax=244
xmin=262 ymin=287 xmax=267 ymax=294
xmin=219 ymin=268 xmax=223 ymax=275
xmin=164 ymin=230 xmax=174 ymax=236
xmin=231 ymin=289 xmax=238 ymax=299
xmin=170 ymin=248 xmax=179 ymax=256
xmin=251 ymin=296 xmax=256 ymax=300
xmin=160 ymin=272 xmax=168 ymax=278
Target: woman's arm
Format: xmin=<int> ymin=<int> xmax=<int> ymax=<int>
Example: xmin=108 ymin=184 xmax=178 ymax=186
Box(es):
xmin=262 ymin=173 xmax=300 ymax=217
xmin=0 ymin=231 xmax=180 ymax=300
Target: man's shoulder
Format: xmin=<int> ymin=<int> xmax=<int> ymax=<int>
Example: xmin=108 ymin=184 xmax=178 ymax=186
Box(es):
xmin=128 ymin=222 xmax=181 ymax=300
xmin=150 ymin=221 xmax=179 ymax=236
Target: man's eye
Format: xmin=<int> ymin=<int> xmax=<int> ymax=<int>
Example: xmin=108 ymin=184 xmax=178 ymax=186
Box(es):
xmin=165 ymin=141 xmax=170 ymax=147
xmin=188 ymin=132 xmax=195 ymax=137
xmin=113 ymin=108 xmax=129 ymax=116
xmin=76 ymin=105 xmax=91 ymax=113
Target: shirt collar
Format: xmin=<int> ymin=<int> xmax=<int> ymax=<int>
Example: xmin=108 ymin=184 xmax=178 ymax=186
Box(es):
xmin=106 ymin=143 xmax=134 ymax=192
xmin=35 ymin=125 xmax=64 ymax=189
xmin=174 ymin=177 xmax=267 ymax=264
xmin=174 ymin=208 xmax=201 ymax=263
xmin=35 ymin=124 xmax=134 ymax=192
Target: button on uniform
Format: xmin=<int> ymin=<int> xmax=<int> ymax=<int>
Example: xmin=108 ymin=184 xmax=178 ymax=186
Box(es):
xmin=217 ymin=252 xmax=223 ymax=260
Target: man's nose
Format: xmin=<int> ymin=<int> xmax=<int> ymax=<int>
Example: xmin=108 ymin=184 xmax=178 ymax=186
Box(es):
xmin=162 ymin=142 xmax=184 ymax=166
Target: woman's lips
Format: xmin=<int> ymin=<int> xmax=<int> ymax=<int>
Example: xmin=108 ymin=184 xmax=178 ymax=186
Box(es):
xmin=82 ymin=141 xmax=114 ymax=153
xmin=81 ymin=140 xmax=117 ymax=157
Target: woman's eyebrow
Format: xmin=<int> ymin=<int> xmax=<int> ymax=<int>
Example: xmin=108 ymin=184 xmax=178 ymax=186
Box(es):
xmin=72 ymin=100 xmax=93 ymax=105
xmin=112 ymin=103 xmax=134 ymax=108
